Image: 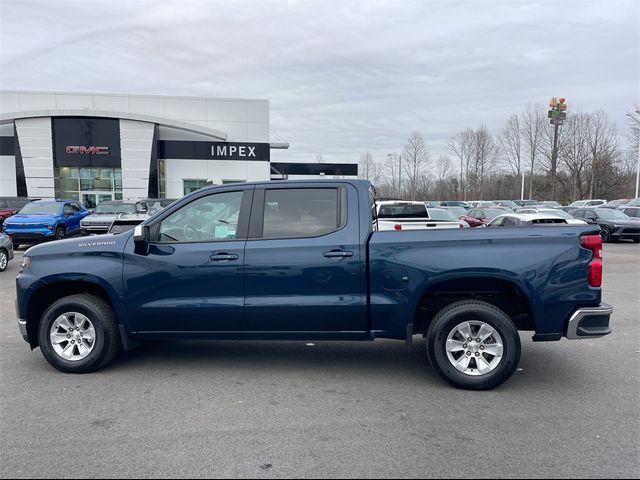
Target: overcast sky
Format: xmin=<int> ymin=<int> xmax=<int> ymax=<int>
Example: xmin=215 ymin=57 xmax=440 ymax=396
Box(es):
xmin=1 ymin=0 xmax=638 ymax=166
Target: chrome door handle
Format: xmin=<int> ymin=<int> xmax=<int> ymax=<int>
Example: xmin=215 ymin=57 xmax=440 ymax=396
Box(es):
xmin=210 ymin=253 xmax=239 ymax=261
xmin=323 ymin=250 xmax=354 ymax=258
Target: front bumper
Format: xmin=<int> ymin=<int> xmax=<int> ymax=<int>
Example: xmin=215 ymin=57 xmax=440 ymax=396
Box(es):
xmin=565 ymin=303 xmax=613 ymax=339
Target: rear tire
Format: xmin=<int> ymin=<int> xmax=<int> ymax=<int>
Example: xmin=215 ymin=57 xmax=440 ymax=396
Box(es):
xmin=426 ymin=300 xmax=521 ymax=390
xmin=600 ymin=227 xmax=612 ymax=243
xmin=37 ymin=294 xmax=120 ymax=373
xmin=0 ymin=249 xmax=7 ymax=272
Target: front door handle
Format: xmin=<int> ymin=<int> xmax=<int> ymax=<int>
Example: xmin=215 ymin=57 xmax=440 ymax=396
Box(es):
xmin=323 ymin=250 xmax=354 ymax=258
xmin=210 ymin=253 xmax=239 ymax=261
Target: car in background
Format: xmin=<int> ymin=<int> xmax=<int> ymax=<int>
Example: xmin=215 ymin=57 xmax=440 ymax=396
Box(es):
xmin=571 ymin=208 xmax=640 ymax=243
xmin=460 ymin=207 xmax=508 ymax=227
xmin=442 ymin=205 xmax=468 ymax=219
xmin=425 ymin=208 xmax=467 ymax=228
xmin=107 ymin=213 xmax=149 ymax=234
xmin=439 ymin=200 xmax=470 ymax=209
xmin=2 ymin=200 xmax=88 ymax=248
xmin=144 ymin=198 xmax=178 ymax=214
xmin=0 ymin=197 xmax=35 ymax=229
xmin=568 ymin=199 xmax=607 ymax=208
xmin=425 ymin=201 xmax=442 ymax=208
xmin=492 ymin=200 xmax=519 ymax=211
xmin=619 ymin=206 xmax=640 ymax=219
xmin=539 ymin=201 xmax=563 ymax=208
xmin=558 ymin=206 xmax=579 ymax=214
xmin=513 ymin=200 xmax=540 ymax=207
xmin=486 ymin=213 xmax=569 ymax=227
xmin=376 ymin=201 xmax=461 ymax=230
xmin=516 ymin=208 xmax=586 ymax=225
xmin=601 ymin=199 xmax=630 ymax=208
xmin=0 ymin=232 xmax=14 ymax=272
xmin=467 ymin=200 xmax=499 ymax=209
xmin=622 ymin=198 xmax=640 ymax=207
xmin=81 ymin=201 xmax=147 ymax=235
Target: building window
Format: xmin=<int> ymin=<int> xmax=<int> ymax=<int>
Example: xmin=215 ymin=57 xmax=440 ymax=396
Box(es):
xmin=54 ymin=167 xmax=122 ymax=208
xmin=158 ymin=160 xmax=166 ymax=199
xmin=183 ymin=179 xmax=208 ymax=195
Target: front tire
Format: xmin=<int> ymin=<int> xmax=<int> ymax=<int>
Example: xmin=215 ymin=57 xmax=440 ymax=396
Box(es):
xmin=426 ymin=300 xmax=521 ymax=390
xmin=600 ymin=227 xmax=612 ymax=243
xmin=54 ymin=226 xmax=66 ymax=241
xmin=0 ymin=249 xmax=7 ymax=272
xmin=37 ymin=294 xmax=120 ymax=373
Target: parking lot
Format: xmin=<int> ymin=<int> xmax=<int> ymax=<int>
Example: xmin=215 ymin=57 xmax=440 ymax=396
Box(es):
xmin=0 ymin=244 xmax=638 ymax=479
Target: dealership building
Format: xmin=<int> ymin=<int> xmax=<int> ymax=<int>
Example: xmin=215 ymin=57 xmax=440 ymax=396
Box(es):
xmin=0 ymin=91 xmax=357 ymax=206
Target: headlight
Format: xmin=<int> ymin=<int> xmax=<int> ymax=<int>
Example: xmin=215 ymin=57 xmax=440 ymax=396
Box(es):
xmin=19 ymin=256 xmax=30 ymax=272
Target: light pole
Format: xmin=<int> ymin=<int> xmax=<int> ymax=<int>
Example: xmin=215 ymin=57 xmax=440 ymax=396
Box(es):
xmin=626 ymin=111 xmax=640 ymax=198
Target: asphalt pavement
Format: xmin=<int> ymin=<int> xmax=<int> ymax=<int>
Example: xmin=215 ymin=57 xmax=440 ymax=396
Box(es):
xmin=1 ymin=244 xmax=639 ymax=478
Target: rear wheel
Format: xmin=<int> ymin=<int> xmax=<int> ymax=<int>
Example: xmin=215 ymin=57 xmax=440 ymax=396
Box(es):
xmin=0 ymin=249 xmax=7 ymax=272
xmin=600 ymin=227 xmax=612 ymax=243
xmin=426 ymin=300 xmax=521 ymax=390
xmin=37 ymin=294 xmax=120 ymax=373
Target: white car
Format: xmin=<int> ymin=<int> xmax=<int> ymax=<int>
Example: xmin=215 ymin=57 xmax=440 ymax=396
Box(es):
xmin=375 ymin=201 xmax=464 ymax=230
xmin=516 ymin=208 xmax=587 ymax=225
xmin=568 ymin=199 xmax=607 ymax=208
xmin=486 ymin=212 xmax=570 ymax=227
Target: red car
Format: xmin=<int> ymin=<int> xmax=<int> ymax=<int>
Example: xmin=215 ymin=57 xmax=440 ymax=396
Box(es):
xmin=0 ymin=197 xmax=34 ymax=229
xmin=461 ymin=207 xmax=508 ymax=227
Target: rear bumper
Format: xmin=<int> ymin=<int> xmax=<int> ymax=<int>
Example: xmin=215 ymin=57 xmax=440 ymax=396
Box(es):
xmin=565 ymin=303 xmax=613 ymax=339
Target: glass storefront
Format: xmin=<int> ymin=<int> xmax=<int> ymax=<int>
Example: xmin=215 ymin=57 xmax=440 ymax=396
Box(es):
xmin=54 ymin=167 xmax=123 ymax=208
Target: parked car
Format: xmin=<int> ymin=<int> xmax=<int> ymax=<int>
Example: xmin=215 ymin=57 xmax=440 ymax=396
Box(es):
xmin=376 ymin=201 xmax=460 ymax=230
xmin=539 ymin=201 xmax=563 ymax=208
xmin=572 ymin=208 xmax=640 ymax=243
xmin=601 ymin=199 xmax=630 ymax=209
xmin=568 ymin=199 xmax=607 ymax=208
xmin=618 ymin=206 xmax=640 ymax=219
xmin=15 ymin=179 xmax=612 ymax=391
xmin=622 ymin=198 xmax=640 ymax=207
xmin=0 ymin=232 xmax=14 ymax=272
xmin=2 ymin=200 xmax=88 ymax=248
xmin=460 ymin=207 xmax=508 ymax=227
xmin=425 ymin=208 xmax=467 ymax=228
xmin=81 ymin=201 xmax=147 ymax=235
xmin=440 ymin=200 xmax=470 ymax=209
xmin=516 ymin=208 xmax=587 ymax=225
xmin=0 ymin=197 xmax=35 ymax=229
xmin=486 ymin=213 xmax=568 ymax=227
xmin=442 ymin=206 xmax=468 ymax=219
xmin=144 ymin=198 xmax=178 ymax=214
xmin=107 ymin=213 xmax=149 ymax=234
xmin=513 ymin=200 xmax=540 ymax=207
xmin=558 ymin=206 xmax=579 ymax=215
xmin=468 ymin=201 xmax=499 ymax=209
xmin=492 ymin=200 xmax=519 ymax=211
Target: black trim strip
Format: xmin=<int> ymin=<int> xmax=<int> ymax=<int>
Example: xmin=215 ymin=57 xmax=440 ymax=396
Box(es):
xmin=14 ymin=123 xmax=27 ymax=197
xmin=147 ymin=125 xmax=159 ymax=198
xmin=270 ymin=162 xmax=358 ymax=176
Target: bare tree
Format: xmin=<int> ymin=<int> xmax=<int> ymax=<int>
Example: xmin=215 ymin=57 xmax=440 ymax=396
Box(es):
xmin=358 ymin=152 xmax=376 ymax=180
xmin=435 ymin=155 xmax=453 ymax=198
xmin=471 ymin=126 xmax=496 ymax=200
xmin=520 ymin=105 xmax=546 ymax=199
xmin=402 ymin=131 xmax=430 ymax=200
xmin=448 ymin=128 xmax=475 ymax=200
xmin=499 ymin=114 xmax=523 ymax=176
xmin=383 ymin=154 xmax=401 ymax=198
xmin=586 ymin=110 xmax=618 ymax=198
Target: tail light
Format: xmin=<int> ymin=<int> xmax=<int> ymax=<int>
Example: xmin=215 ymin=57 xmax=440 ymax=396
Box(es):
xmin=580 ymin=234 xmax=602 ymax=287
xmin=394 ymin=224 xmax=402 ymax=231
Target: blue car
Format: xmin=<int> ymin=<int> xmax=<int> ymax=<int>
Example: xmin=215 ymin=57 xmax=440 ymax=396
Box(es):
xmin=2 ymin=200 xmax=89 ymax=248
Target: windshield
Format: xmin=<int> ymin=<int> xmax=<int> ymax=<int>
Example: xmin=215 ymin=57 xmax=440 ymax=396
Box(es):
xmin=484 ymin=209 xmax=506 ymax=220
xmin=95 ymin=203 xmax=137 ymax=214
xmin=596 ymin=209 xmax=630 ymax=220
xmin=627 ymin=198 xmax=640 ymax=206
xmin=428 ymin=209 xmax=458 ymax=221
xmin=496 ymin=201 xmax=517 ymax=207
xmin=377 ymin=203 xmax=428 ymax=219
xmin=537 ymin=209 xmax=572 ymax=220
xmin=447 ymin=207 xmax=466 ymax=218
xmin=18 ymin=202 xmax=60 ymax=215
xmin=569 ymin=200 xmax=586 ymax=207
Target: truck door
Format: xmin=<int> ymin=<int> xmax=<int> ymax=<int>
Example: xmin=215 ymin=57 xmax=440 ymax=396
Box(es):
xmin=243 ymin=184 xmax=368 ymax=334
xmin=123 ymin=187 xmax=252 ymax=333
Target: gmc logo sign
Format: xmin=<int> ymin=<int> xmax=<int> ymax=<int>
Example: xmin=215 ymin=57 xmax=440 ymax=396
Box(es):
xmin=65 ymin=146 xmax=110 ymax=155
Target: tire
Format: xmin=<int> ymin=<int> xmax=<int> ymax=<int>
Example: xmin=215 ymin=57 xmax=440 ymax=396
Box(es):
xmin=426 ymin=300 xmax=521 ymax=390
xmin=600 ymin=227 xmax=611 ymax=243
xmin=37 ymin=294 xmax=120 ymax=373
xmin=54 ymin=226 xmax=66 ymax=241
xmin=633 ymin=238 xmax=640 ymax=243
xmin=12 ymin=243 xmax=20 ymax=250
xmin=0 ymin=249 xmax=7 ymax=272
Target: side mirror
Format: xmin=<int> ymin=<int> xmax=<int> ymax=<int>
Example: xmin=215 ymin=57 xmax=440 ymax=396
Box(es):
xmin=133 ymin=224 xmax=150 ymax=244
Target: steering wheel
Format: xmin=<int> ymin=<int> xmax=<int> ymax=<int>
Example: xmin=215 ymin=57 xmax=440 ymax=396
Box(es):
xmin=183 ymin=224 xmax=203 ymax=241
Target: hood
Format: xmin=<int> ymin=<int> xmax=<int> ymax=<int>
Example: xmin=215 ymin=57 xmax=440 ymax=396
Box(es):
xmin=5 ymin=213 xmax=59 ymax=224
xmin=82 ymin=213 xmax=120 ymax=223
xmin=25 ymin=231 xmax=133 ymax=258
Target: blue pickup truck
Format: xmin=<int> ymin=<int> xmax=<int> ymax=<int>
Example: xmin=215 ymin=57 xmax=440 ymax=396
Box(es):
xmin=15 ymin=180 xmax=612 ymax=389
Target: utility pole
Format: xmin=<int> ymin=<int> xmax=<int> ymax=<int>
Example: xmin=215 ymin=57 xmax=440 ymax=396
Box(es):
xmin=548 ymin=97 xmax=567 ymax=200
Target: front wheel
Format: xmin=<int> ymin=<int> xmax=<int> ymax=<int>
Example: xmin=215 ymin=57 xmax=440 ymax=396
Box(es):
xmin=600 ymin=227 xmax=612 ymax=243
xmin=426 ymin=300 xmax=521 ymax=390
xmin=0 ymin=249 xmax=7 ymax=272
xmin=37 ymin=294 xmax=120 ymax=373
xmin=54 ymin=226 xmax=66 ymax=241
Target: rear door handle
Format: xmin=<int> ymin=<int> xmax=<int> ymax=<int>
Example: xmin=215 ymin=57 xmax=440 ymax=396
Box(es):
xmin=209 ymin=253 xmax=239 ymax=261
xmin=323 ymin=250 xmax=354 ymax=258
